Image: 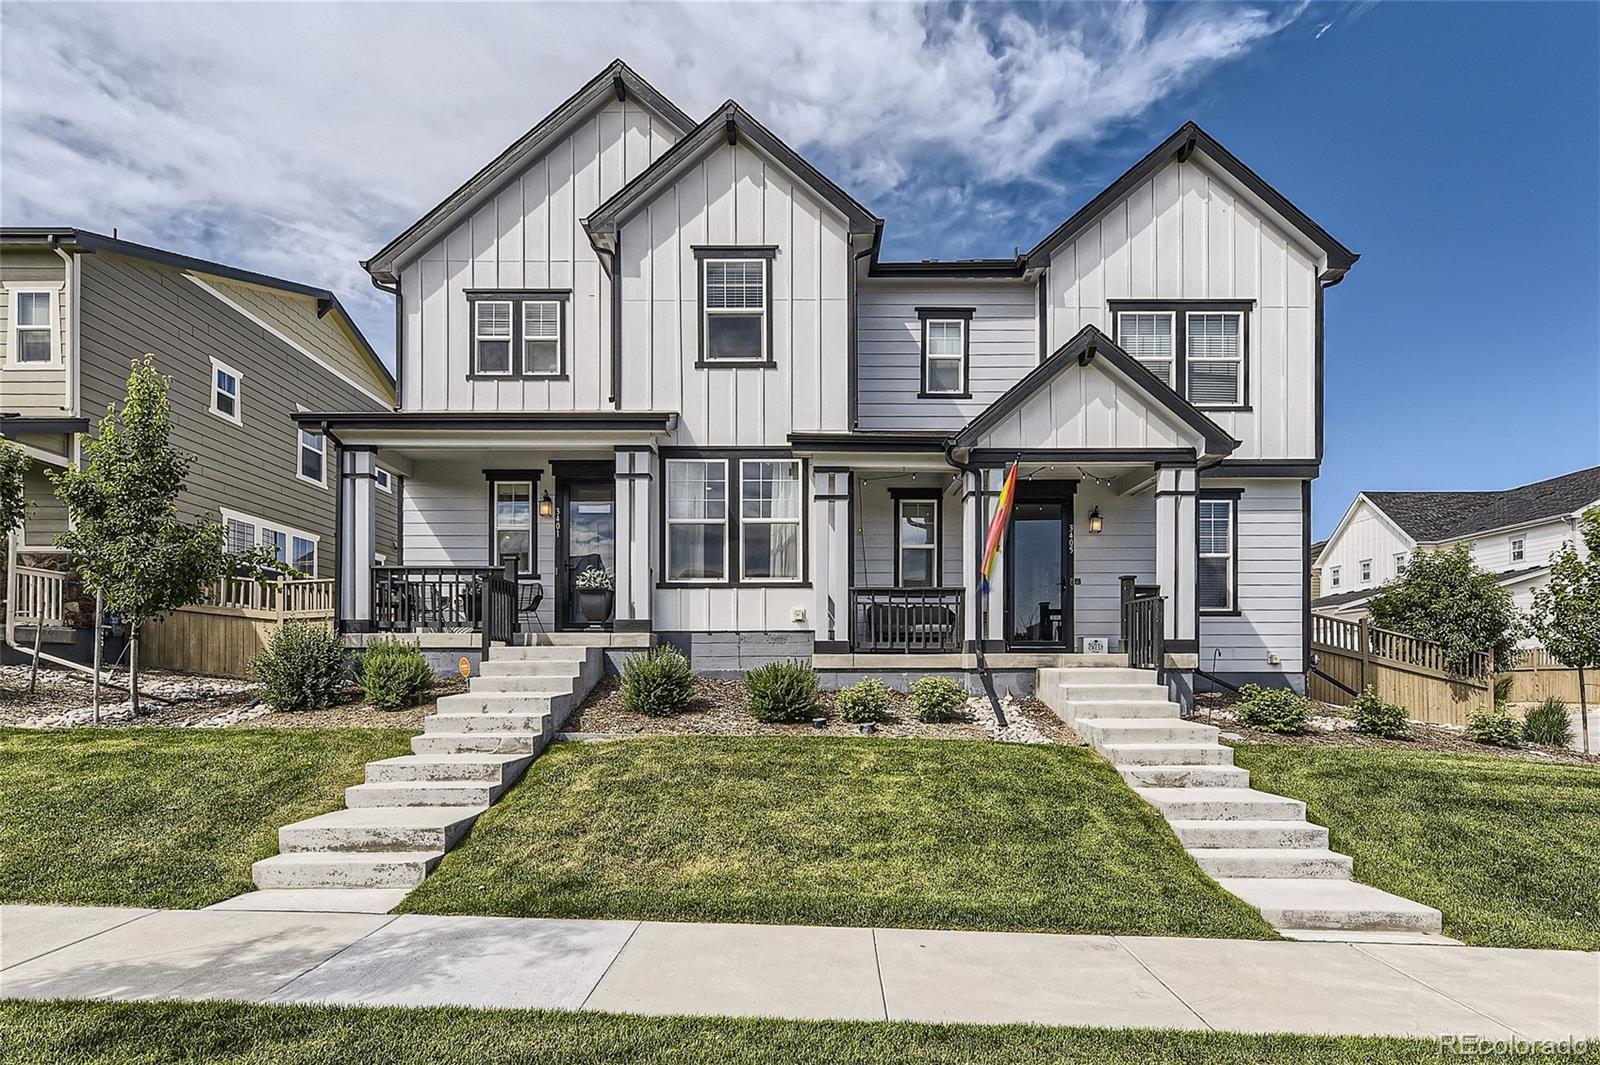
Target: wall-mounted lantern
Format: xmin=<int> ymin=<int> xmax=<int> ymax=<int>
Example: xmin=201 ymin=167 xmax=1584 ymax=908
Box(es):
xmin=538 ymin=490 xmax=555 ymax=519
xmin=1088 ymin=507 xmax=1103 ymax=534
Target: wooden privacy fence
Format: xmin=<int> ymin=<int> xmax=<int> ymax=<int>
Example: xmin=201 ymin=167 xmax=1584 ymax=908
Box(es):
xmin=1309 ymin=613 xmax=1491 ymax=727
xmin=141 ymin=577 xmax=335 ymax=678
xmin=1499 ymin=647 xmax=1595 ymax=707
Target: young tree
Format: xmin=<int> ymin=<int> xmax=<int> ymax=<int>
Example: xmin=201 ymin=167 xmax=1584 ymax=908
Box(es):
xmin=0 ymin=439 xmax=25 ymax=538
xmin=1367 ymin=543 xmax=1521 ymax=674
xmin=52 ymin=357 xmax=225 ymax=715
xmin=1527 ymin=506 xmax=1600 ymax=754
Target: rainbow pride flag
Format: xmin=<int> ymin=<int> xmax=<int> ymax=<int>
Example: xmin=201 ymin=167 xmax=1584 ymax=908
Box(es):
xmin=979 ymin=462 xmax=1019 ymax=594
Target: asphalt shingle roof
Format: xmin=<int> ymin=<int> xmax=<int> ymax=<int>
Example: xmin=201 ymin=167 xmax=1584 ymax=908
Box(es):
xmin=1364 ymin=466 xmax=1600 ymax=542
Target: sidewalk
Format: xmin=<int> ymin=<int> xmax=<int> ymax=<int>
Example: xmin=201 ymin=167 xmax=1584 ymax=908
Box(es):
xmin=2 ymin=905 xmax=1595 ymax=1040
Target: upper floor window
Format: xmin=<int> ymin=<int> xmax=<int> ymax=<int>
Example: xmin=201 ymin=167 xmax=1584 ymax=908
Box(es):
xmin=1197 ymin=494 xmax=1238 ymax=612
xmin=1360 ymin=558 xmax=1373 ymax=583
xmin=1395 ymin=551 xmax=1409 ymax=574
xmin=694 ymin=247 xmax=775 ymax=365
xmin=895 ymin=492 xmax=941 ymax=588
xmin=1510 ymin=537 xmax=1525 ymax=563
xmin=10 ymin=290 xmax=53 ymax=364
xmin=209 ymin=358 xmax=242 ymax=425
xmin=297 ymin=428 xmax=326 ymax=488
xmin=468 ymin=291 xmax=568 ymax=378
xmin=1111 ymin=301 xmax=1250 ymax=408
xmin=1329 ymin=565 xmax=1341 ymax=588
xmin=918 ymin=308 xmax=972 ymax=397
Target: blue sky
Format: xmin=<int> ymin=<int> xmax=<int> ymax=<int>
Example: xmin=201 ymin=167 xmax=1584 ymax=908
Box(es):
xmin=3 ymin=2 xmax=1595 ymax=537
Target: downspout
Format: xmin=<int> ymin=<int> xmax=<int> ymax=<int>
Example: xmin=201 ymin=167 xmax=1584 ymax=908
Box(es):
xmin=943 ymin=441 xmax=1007 ymax=728
xmin=324 ymin=423 xmax=346 ymax=633
xmin=371 ymin=276 xmax=401 ymax=411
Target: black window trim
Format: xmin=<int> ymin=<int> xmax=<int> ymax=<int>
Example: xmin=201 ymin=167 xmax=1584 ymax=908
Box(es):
xmin=1197 ymin=487 xmax=1242 ymax=616
xmin=889 ymin=485 xmax=944 ymax=588
xmin=1110 ymin=299 xmax=1252 ymax=412
xmin=465 ymin=289 xmax=571 ymax=380
xmin=484 ymin=467 xmax=542 ymax=579
xmin=916 ymin=307 xmax=974 ymax=399
xmin=692 ymin=245 xmax=778 ymax=369
xmin=657 ymin=446 xmax=810 ymax=588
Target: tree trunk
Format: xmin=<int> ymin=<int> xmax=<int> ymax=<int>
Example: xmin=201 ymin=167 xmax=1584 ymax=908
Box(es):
xmin=1580 ymin=665 xmax=1590 ymax=756
xmin=92 ymin=590 xmax=103 ymax=725
xmin=128 ymin=623 xmax=140 ymax=718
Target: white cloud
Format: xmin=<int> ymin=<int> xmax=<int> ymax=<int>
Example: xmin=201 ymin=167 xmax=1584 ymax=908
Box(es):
xmin=0 ymin=1 xmax=1299 ymax=362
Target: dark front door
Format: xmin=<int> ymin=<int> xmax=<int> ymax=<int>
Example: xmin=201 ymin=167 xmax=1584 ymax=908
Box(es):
xmin=556 ymin=470 xmax=616 ymax=631
xmin=1004 ymin=481 xmax=1074 ymax=648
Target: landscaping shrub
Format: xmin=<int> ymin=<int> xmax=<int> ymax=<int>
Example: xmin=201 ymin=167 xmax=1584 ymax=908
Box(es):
xmin=745 ymin=661 xmax=819 ymax=723
xmin=1522 ymin=697 xmax=1573 ymax=748
xmin=1351 ymin=686 xmax=1409 ymax=739
xmin=1234 ymin=684 xmax=1313 ymax=734
xmin=250 ymin=621 xmax=346 ymax=711
xmin=357 ymin=638 xmax=434 ymax=710
xmin=1465 ymin=706 xmax=1523 ymax=748
xmin=621 ymin=645 xmax=694 ymax=717
xmin=908 ymin=675 xmax=968 ymax=723
xmin=835 ymin=678 xmax=892 ymax=723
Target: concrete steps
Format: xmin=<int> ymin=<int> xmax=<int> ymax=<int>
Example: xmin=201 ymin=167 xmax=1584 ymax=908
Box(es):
xmin=251 ymin=643 xmax=603 ymax=896
xmin=1038 ymin=664 xmax=1443 ymax=938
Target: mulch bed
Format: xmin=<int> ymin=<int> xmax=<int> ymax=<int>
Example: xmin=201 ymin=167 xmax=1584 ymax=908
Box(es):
xmin=564 ymin=676 xmax=1082 ymax=745
xmin=1196 ymin=691 xmax=1600 ymax=767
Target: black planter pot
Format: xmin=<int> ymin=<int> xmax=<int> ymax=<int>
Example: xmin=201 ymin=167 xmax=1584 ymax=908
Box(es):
xmin=578 ymin=589 xmax=614 ymax=623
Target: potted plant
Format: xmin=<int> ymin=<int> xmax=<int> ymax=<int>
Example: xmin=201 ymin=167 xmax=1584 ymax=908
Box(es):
xmin=575 ymin=566 xmax=614 ymax=623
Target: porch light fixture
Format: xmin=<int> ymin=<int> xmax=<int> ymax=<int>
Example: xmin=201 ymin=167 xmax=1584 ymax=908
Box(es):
xmin=538 ymin=490 xmax=554 ymax=519
xmin=1088 ymin=507 xmax=1103 ymax=534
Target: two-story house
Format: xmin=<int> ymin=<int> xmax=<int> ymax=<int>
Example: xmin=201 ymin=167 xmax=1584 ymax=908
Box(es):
xmin=1 ymin=228 xmax=399 ymax=662
xmin=1312 ymin=465 xmax=1600 ymax=626
xmin=303 ymin=59 xmax=1357 ymax=698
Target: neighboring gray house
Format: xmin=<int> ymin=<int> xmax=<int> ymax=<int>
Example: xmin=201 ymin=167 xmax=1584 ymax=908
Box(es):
xmin=305 ymin=59 xmax=1358 ymax=696
xmin=1 ymin=228 xmax=399 ymax=661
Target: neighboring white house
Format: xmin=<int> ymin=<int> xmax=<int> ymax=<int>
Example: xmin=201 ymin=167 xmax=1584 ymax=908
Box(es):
xmin=299 ymin=59 xmax=1361 ymax=697
xmin=1312 ymin=466 xmax=1600 ymax=624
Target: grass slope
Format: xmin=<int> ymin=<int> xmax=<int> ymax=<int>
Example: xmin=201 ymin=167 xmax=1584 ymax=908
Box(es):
xmin=1233 ymin=744 xmax=1600 ymax=950
xmin=403 ymin=735 xmax=1274 ymax=939
xmin=0 ymin=726 xmax=412 ymax=909
xmin=0 ymin=1000 xmax=1474 ymax=1065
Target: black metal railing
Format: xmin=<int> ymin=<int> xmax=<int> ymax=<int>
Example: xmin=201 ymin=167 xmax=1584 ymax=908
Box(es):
xmin=1123 ymin=594 xmax=1165 ymax=674
xmin=851 ymin=587 xmax=964 ymax=653
xmin=481 ymin=572 xmax=517 ymax=651
xmin=372 ymin=565 xmax=543 ymax=633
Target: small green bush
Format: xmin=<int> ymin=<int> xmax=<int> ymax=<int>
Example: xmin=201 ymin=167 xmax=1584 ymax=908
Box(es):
xmin=908 ymin=675 xmax=968 ymax=723
xmin=1235 ymin=684 xmax=1313 ymax=734
xmin=621 ymin=645 xmax=694 ymax=717
xmin=1351 ymin=686 xmax=1409 ymax=739
xmin=745 ymin=660 xmax=819 ymax=723
xmin=1522 ymin=697 xmax=1573 ymax=748
xmin=357 ymin=638 xmax=434 ymax=710
xmin=250 ymin=621 xmax=346 ymax=712
xmin=1465 ymin=706 xmax=1523 ymax=748
xmin=836 ymin=678 xmax=892 ymax=723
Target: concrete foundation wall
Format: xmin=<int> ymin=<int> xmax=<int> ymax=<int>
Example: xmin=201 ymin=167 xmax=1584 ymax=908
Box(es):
xmin=656 ymin=630 xmax=815 ymax=676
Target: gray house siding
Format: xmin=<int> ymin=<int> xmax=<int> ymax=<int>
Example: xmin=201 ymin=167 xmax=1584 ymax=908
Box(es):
xmin=76 ymin=251 xmax=396 ymax=573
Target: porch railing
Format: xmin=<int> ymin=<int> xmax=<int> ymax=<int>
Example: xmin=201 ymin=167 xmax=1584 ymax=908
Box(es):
xmin=851 ymin=587 xmax=964 ymax=653
xmin=11 ymin=566 xmax=67 ymax=627
xmin=1123 ymin=594 xmax=1165 ymax=674
xmin=209 ymin=576 xmax=335 ymax=620
xmin=481 ymin=572 xmax=517 ymax=651
xmin=372 ymin=565 xmax=543 ymax=633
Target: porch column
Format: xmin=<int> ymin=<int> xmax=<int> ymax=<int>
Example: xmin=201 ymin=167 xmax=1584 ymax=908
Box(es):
xmin=340 ymin=446 xmax=378 ymax=631
xmin=1153 ymin=464 xmax=1198 ymax=652
xmin=812 ymin=467 xmax=852 ymax=653
xmin=961 ymin=471 xmax=980 ymax=648
xmin=976 ymin=467 xmax=1007 ymax=650
xmin=613 ymin=446 xmax=655 ymax=632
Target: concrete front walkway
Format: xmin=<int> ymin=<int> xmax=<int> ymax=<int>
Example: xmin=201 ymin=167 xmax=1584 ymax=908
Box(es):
xmin=2 ymin=905 xmax=1596 ymax=1040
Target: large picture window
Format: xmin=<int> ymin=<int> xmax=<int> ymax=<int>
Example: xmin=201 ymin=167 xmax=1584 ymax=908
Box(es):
xmin=220 ymin=508 xmax=318 ymax=577
xmin=895 ymin=493 xmax=941 ymax=588
xmin=695 ymin=247 xmax=775 ymax=364
xmin=1111 ymin=301 xmax=1250 ymax=408
xmin=665 ymin=459 xmax=729 ymax=581
xmin=740 ymin=460 xmax=802 ymax=581
xmin=663 ymin=454 xmax=806 ymax=585
xmin=1197 ymin=494 xmax=1238 ymax=613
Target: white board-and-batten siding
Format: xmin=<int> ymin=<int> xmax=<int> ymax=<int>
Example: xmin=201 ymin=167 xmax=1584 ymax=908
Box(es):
xmin=1316 ymin=499 xmax=1411 ymax=593
xmin=968 ymin=360 xmax=1195 ymax=452
xmin=1045 ymin=156 xmax=1319 ymax=462
xmin=616 ymin=139 xmax=851 ymax=445
xmin=398 ymin=99 xmax=679 ymax=412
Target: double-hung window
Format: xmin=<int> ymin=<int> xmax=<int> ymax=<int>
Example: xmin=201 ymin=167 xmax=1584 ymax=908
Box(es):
xmin=472 ymin=299 xmax=513 ymax=375
xmin=10 ymin=290 xmax=53 ymax=364
xmin=1360 ymin=558 xmax=1373 ymax=583
xmin=223 ymin=515 xmax=258 ymax=556
xmin=210 ymin=358 xmax=242 ymax=424
xmin=221 ymin=509 xmax=318 ymax=576
xmin=665 ymin=459 xmax=729 ymax=581
xmin=1329 ymin=565 xmax=1341 ymax=589
xmin=291 ymin=536 xmax=317 ymax=575
xmin=297 ymin=429 xmax=326 ymax=487
xmin=1116 ymin=311 xmax=1175 ymax=387
xmin=1197 ymin=494 xmax=1238 ymax=613
xmin=696 ymin=248 xmax=774 ymax=364
xmin=740 ymin=460 xmax=802 ymax=581
xmin=469 ymin=292 xmax=567 ymax=377
xmin=1186 ymin=311 xmax=1244 ymax=406
xmin=492 ymin=480 xmax=534 ymax=576
xmin=263 ymin=529 xmax=289 ymax=566
xmin=1510 ymin=537 xmax=1525 ymax=563
xmin=1112 ymin=302 xmax=1249 ymax=407
xmin=895 ymin=494 xmax=941 ymax=587
xmin=918 ymin=308 xmax=972 ymax=396
xmin=1395 ymin=551 xmax=1409 ymax=574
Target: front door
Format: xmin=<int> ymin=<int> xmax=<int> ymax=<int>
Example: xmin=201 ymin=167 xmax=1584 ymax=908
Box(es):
xmin=556 ymin=470 xmax=616 ymax=631
xmin=1004 ymin=481 xmax=1074 ymax=648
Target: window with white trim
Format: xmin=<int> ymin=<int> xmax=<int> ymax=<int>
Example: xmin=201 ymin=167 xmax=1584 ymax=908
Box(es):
xmin=11 ymin=290 xmax=54 ymax=364
xmin=665 ymin=459 xmax=729 ymax=581
xmin=1116 ymin=311 xmax=1175 ymax=387
xmin=896 ymin=496 xmax=940 ymax=588
xmin=1197 ymin=497 xmax=1236 ymax=612
xmin=223 ymin=515 xmax=258 ymax=556
xmin=221 ymin=509 xmax=318 ymax=576
xmin=297 ymin=429 xmax=325 ymax=487
xmin=1395 ymin=551 xmax=1408 ymax=574
xmin=374 ymin=467 xmax=392 ymax=493
xmin=740 ymin=460 xmax=802 ymax=581
xmin=1360 ymin=558 xmax=1373 ymax=583
xmin=492 ymin=481 xmax=533 ymax=576
xmin=209 ymin=359 xmax=242 ymax=424
xmin=263 ymin=528 xmax=288 ymax=565
xmin=702 ymin=258 xmax=767 ymax=362
xmin=922 ymin=318 xmax=966 ymax=395
xmin=1186 ymin=311 xmax=1244 ymax=406
xmin=291 ymin=535 xmax=317 ymax=574
xmin=1329 ymin=565 xmax=1341 ymax=588
xmin=1510 ymin=537 xmax=1525 ymax=563
xmin=473 ymin=299 xmax=513 ymax=375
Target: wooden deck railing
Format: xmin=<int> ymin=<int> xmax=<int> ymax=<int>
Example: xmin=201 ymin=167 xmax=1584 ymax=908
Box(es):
xmin=1309 ymin=613 xmax=1490 ymax=680
xmin=208 ymin=576 xmax=335 ymax=620
xmin=11 ymin=566 xmax=68 ymax=627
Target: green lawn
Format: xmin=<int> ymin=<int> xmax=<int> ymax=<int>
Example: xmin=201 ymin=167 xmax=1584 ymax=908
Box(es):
xmin=402 ymin=735 xmax=1275 ymax=939
xmin=1232 ymin=744 xmax=1600 ymax=951
xmin=0 ymin=1000 xmax=1480 ymax=1065
xmin=0 ymin=727 xmax=412 ymax=909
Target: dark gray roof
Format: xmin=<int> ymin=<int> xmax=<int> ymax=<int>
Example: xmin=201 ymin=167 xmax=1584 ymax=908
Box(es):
xmin=1365 ymin=466 xmax=1600 ymax=541
xmin=1309 ymin=539 xmax=1328 ymax=564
